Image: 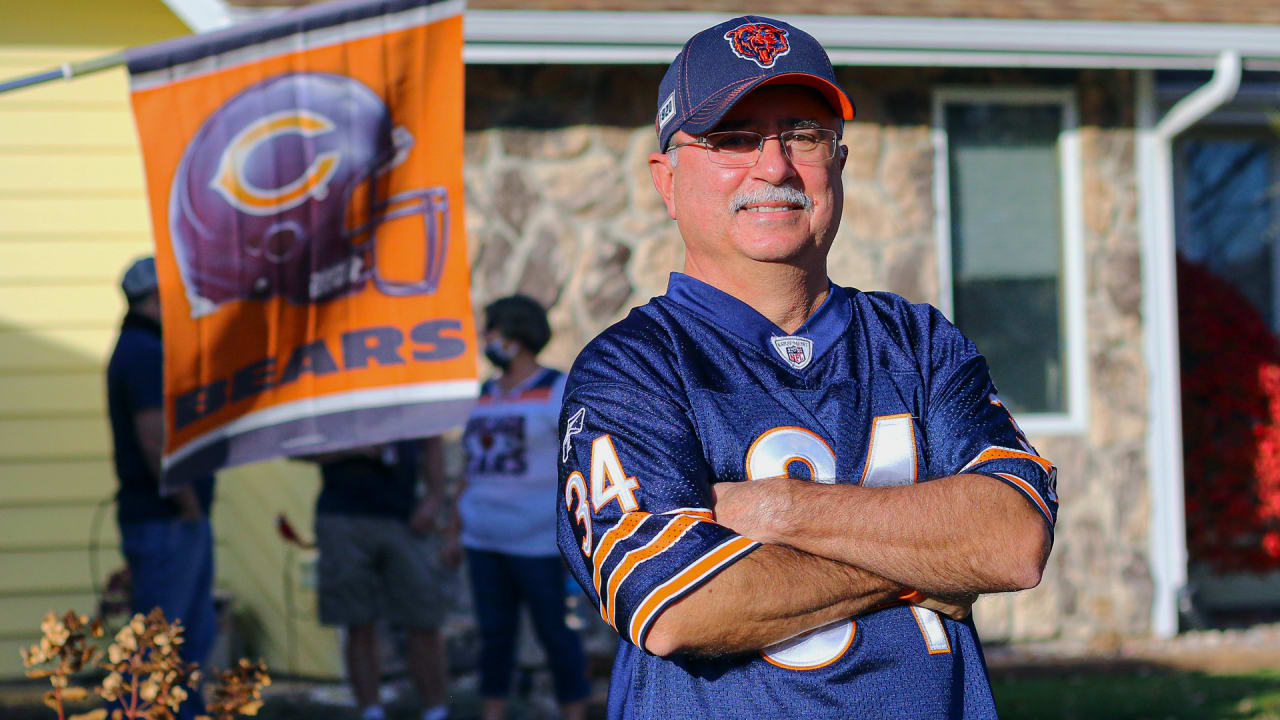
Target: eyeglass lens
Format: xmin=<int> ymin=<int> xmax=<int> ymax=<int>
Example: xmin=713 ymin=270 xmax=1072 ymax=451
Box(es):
xmin=703 ymin=130 xmax=837 ymax=165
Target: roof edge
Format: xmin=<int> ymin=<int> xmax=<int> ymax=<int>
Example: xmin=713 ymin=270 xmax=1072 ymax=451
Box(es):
xmin=464 ymin=10 xmax=1280 ymax=68
xmin=154 ymin=4 xmax=1280 ymax=68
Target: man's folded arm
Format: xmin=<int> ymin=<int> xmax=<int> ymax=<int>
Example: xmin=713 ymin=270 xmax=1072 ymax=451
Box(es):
xmin=643 ymin=542 xmax=903 ymax=657
xmin=713 ymin=472 xmax=1052 ymax=596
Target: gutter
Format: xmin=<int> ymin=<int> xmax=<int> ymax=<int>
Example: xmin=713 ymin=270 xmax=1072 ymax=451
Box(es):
xmin=1137 ymin=50 xmax=1242 ymax=638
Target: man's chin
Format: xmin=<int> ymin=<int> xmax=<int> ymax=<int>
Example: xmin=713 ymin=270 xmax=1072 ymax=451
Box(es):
xmin=737 ymin=239 xmax=822 ymax=265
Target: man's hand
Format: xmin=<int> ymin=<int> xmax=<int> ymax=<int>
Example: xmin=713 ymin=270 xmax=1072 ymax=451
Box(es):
xmin=173 ymin=484 xmax=204 ymax=523
xmin=409 ymin=496 xmax=443 ymax=535
xmin=439 ymin=531 xmax=462 ymax=569
xmin=711 ymin=477 xmax=803 ymax=543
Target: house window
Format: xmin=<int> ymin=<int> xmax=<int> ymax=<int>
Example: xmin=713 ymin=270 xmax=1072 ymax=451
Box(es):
xmin=1174 ymin=131 xmax=1280 ymax=331
xmin=934 ymin=90 xmax=1085 ymax=433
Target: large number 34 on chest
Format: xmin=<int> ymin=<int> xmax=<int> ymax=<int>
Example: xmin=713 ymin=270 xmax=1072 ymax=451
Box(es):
xmin=747 ymin=414 xmax=951 ymax=670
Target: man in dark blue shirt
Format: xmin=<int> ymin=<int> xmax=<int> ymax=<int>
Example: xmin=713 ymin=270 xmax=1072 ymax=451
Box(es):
xmin=555 ymin=16 xmax=1055 ymax=720
xmin=309 ymin=438 xmax=454 ymax=720
xmin=106 ymin=256 xmax=216 ymax=720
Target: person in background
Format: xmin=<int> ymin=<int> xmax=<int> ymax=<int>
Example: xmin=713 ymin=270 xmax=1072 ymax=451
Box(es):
xmin=308 ymin=438 xmax=453 ymax=720
xmin=446 ymin=295 xmax=589 ymax=720
xmin=106 ymin=256 xmax=216 ymax=720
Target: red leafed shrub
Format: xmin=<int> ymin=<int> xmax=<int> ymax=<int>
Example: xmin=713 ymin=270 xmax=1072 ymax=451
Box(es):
xmin=1178 ymin=255 xmax=1280 ymax=572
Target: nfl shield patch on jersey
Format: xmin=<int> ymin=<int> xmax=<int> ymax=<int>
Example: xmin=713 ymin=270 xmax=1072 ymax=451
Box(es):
xmin=770 ymin=335 xmax=813 ymax=370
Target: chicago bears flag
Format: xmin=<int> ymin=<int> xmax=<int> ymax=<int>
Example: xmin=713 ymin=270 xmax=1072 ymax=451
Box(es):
xmin=126 ymin=0 xmax=476 ymax=486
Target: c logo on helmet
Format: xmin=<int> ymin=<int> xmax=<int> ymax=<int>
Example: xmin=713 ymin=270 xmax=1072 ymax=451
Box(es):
xmin=210 ymin=110 xmax=341 ymax=216
xmin=723 ymin=23 xmax=791 ymax=69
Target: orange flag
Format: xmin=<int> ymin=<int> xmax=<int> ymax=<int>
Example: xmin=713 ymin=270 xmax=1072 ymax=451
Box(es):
xmin=126 ymin=0 xmax=475 ymax=485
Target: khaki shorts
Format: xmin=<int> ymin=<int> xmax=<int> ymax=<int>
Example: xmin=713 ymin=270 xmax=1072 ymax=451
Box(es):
xmin=314 ymin=514 xmax=452 ymax=629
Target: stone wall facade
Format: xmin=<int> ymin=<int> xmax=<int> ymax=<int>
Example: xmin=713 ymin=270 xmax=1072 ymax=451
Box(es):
xmin=462 ymin=64 xmax=1150 ymax=641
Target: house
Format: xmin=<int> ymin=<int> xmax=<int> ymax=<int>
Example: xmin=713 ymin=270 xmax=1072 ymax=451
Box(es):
xmin=0 ymin=0 xmax=340 ymax=679
xmin=447 ymin=1 xmax=1280 ymax=642
xmin=4 ymin=0 xmax=1280 ymax=680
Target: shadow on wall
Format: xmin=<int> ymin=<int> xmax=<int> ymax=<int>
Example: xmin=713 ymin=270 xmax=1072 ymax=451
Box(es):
xmin=0 ymin=318 xmax=335 ymax=679
xmin=0 ymin=319 xmax=125 ymax=679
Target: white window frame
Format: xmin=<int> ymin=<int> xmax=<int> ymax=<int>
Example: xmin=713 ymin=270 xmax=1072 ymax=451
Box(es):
xmin=932 ymin=88 xmax=1088 ymax=436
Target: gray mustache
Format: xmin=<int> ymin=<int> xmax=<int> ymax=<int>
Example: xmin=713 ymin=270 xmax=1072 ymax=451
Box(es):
xmin=730 ymin=185 xmax=814 ymax=213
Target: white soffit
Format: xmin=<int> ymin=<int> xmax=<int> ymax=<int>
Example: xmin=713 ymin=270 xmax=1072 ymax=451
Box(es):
xmin=464 ymin=10 xmax=1280 ymax=69
xmin=158 ymin=3 xmax=1280 ymax=69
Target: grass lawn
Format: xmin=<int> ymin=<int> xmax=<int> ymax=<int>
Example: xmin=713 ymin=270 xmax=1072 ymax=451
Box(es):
xmin=992 ymin=668 xmax=1280 ymax=720
xmin=6 ymin=668 xmax=1280 ymax=719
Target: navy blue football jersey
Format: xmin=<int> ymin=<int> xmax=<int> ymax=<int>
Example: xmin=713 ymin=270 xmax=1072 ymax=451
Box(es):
xmin=556 ymin=273 xmax=1057 ymax=720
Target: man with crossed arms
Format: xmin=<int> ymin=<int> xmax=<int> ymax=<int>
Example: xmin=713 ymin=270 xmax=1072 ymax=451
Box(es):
xmin=556 ymin=15 xmax=1056 ymax=719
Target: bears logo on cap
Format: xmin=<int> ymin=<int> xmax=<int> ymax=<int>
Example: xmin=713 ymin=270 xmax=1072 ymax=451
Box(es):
xmin=723 ymin=22 xmax=791 ymax=69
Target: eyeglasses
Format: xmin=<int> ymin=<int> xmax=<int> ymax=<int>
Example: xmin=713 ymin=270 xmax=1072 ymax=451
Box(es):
xmin=667 ymin=129 xmax=840 ymax=167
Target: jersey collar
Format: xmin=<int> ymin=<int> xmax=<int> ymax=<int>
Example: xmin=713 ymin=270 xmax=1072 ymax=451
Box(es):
xmin=663 ymin=272 xmax=850 ymax=370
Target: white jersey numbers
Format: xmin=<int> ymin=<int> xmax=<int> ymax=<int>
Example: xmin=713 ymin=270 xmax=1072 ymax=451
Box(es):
xmin=859 ymin=414 xmax=918 ymax=487
xmin=746 ymin=426 xmax=837 ymax=484
xmin=857 ymin=415 xmax=950 ymax=655
xmin=564 ymin=471 xmax=593 ymax=556
xmin=590 ymin=435 xmax=641 ymax=513
xmin=746 ymin=426 xmax=852 ymax=670
xmin=564 ymin=433 xmax=642 ymax=559
xmin=747 ymin=418 xmax=950 ymax=668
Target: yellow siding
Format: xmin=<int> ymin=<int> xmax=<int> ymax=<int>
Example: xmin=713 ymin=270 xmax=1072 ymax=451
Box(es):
xmin=0 ymin=462 xmax=115 ymax=503
xmin=0 ymin=327 xmax=121 ymax=371
xmin=0 ymin=372 xmax=106 ymax=416
xmin=0 ymin=197 xmax=154 ymax=235
xmin=213 ymin=463 xmax=340 ymax=678
xmin=0 ymin=593 xmax=101 ymax=642
xmin=0 ymin=240 xmax=155 ymax=282
xmin=0 ymin=2 xmax=341 ymax=680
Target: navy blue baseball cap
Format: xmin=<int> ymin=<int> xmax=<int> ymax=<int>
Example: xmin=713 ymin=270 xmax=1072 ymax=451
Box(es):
xmin=656 ymin=16 xmax=854 ymax=151
xmin=120 ymin=256 xmax=158 ymax=301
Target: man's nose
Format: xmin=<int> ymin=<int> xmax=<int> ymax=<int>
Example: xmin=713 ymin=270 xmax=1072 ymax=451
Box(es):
xmin=752 ymin=135 xmax=797 ymax=184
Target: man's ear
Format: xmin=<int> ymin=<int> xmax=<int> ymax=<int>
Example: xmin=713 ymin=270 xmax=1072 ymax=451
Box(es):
xmin=648 ymin=151 xmax=678 ymax=220
xmin=837 ymin=144 xmax=848 ymax=172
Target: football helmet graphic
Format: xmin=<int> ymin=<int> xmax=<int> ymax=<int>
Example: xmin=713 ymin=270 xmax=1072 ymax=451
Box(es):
xmin=169 ymin=72 xmax=449 ymax=317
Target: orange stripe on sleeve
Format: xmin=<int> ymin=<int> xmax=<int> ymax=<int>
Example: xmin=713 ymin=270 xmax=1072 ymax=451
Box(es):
xmin=627 ymin=535 xmax=759 ymax=649
xmin=602 ymin=516 xmax=702 ymax=627
xmin=592 ymin=513 xmax=650 ymax=615
xmin=993 ymin=472 xmax=1054 ymax=525
xmin=962 ymin=446 xmax=1054 ymax=477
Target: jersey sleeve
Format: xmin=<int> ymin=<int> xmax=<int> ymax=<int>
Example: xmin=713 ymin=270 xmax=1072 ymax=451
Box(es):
xmin=924 ymin=353 xmax=1059 ymax=531
xmin=557 ymin=380 xmax=759 ymax=653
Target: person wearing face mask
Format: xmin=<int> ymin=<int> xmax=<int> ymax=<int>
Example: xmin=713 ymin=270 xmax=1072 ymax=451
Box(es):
xmin=446 ymin=295 xmax=590 ymax=720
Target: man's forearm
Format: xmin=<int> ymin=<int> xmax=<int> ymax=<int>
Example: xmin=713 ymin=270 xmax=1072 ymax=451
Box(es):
xmin=716 ymin=474 xmax=1049 ymax=595
xmin=419 ymin=435 xmax=446 ymax=501
xmin=644 ymin=543 xmax=902 ymax=658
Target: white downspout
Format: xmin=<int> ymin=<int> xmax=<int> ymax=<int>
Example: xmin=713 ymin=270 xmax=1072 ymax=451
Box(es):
xmin=1137 ymin=49 xmax=1241 ymax=638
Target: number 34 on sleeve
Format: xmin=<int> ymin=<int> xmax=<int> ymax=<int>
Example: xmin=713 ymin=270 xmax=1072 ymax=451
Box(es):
xmin=565 ymin=434 xmax=643 ymax=556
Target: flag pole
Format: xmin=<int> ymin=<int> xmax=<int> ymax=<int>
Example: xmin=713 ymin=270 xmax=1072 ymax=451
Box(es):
xmin=0 ymin=51 xmax=127 ymax=96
